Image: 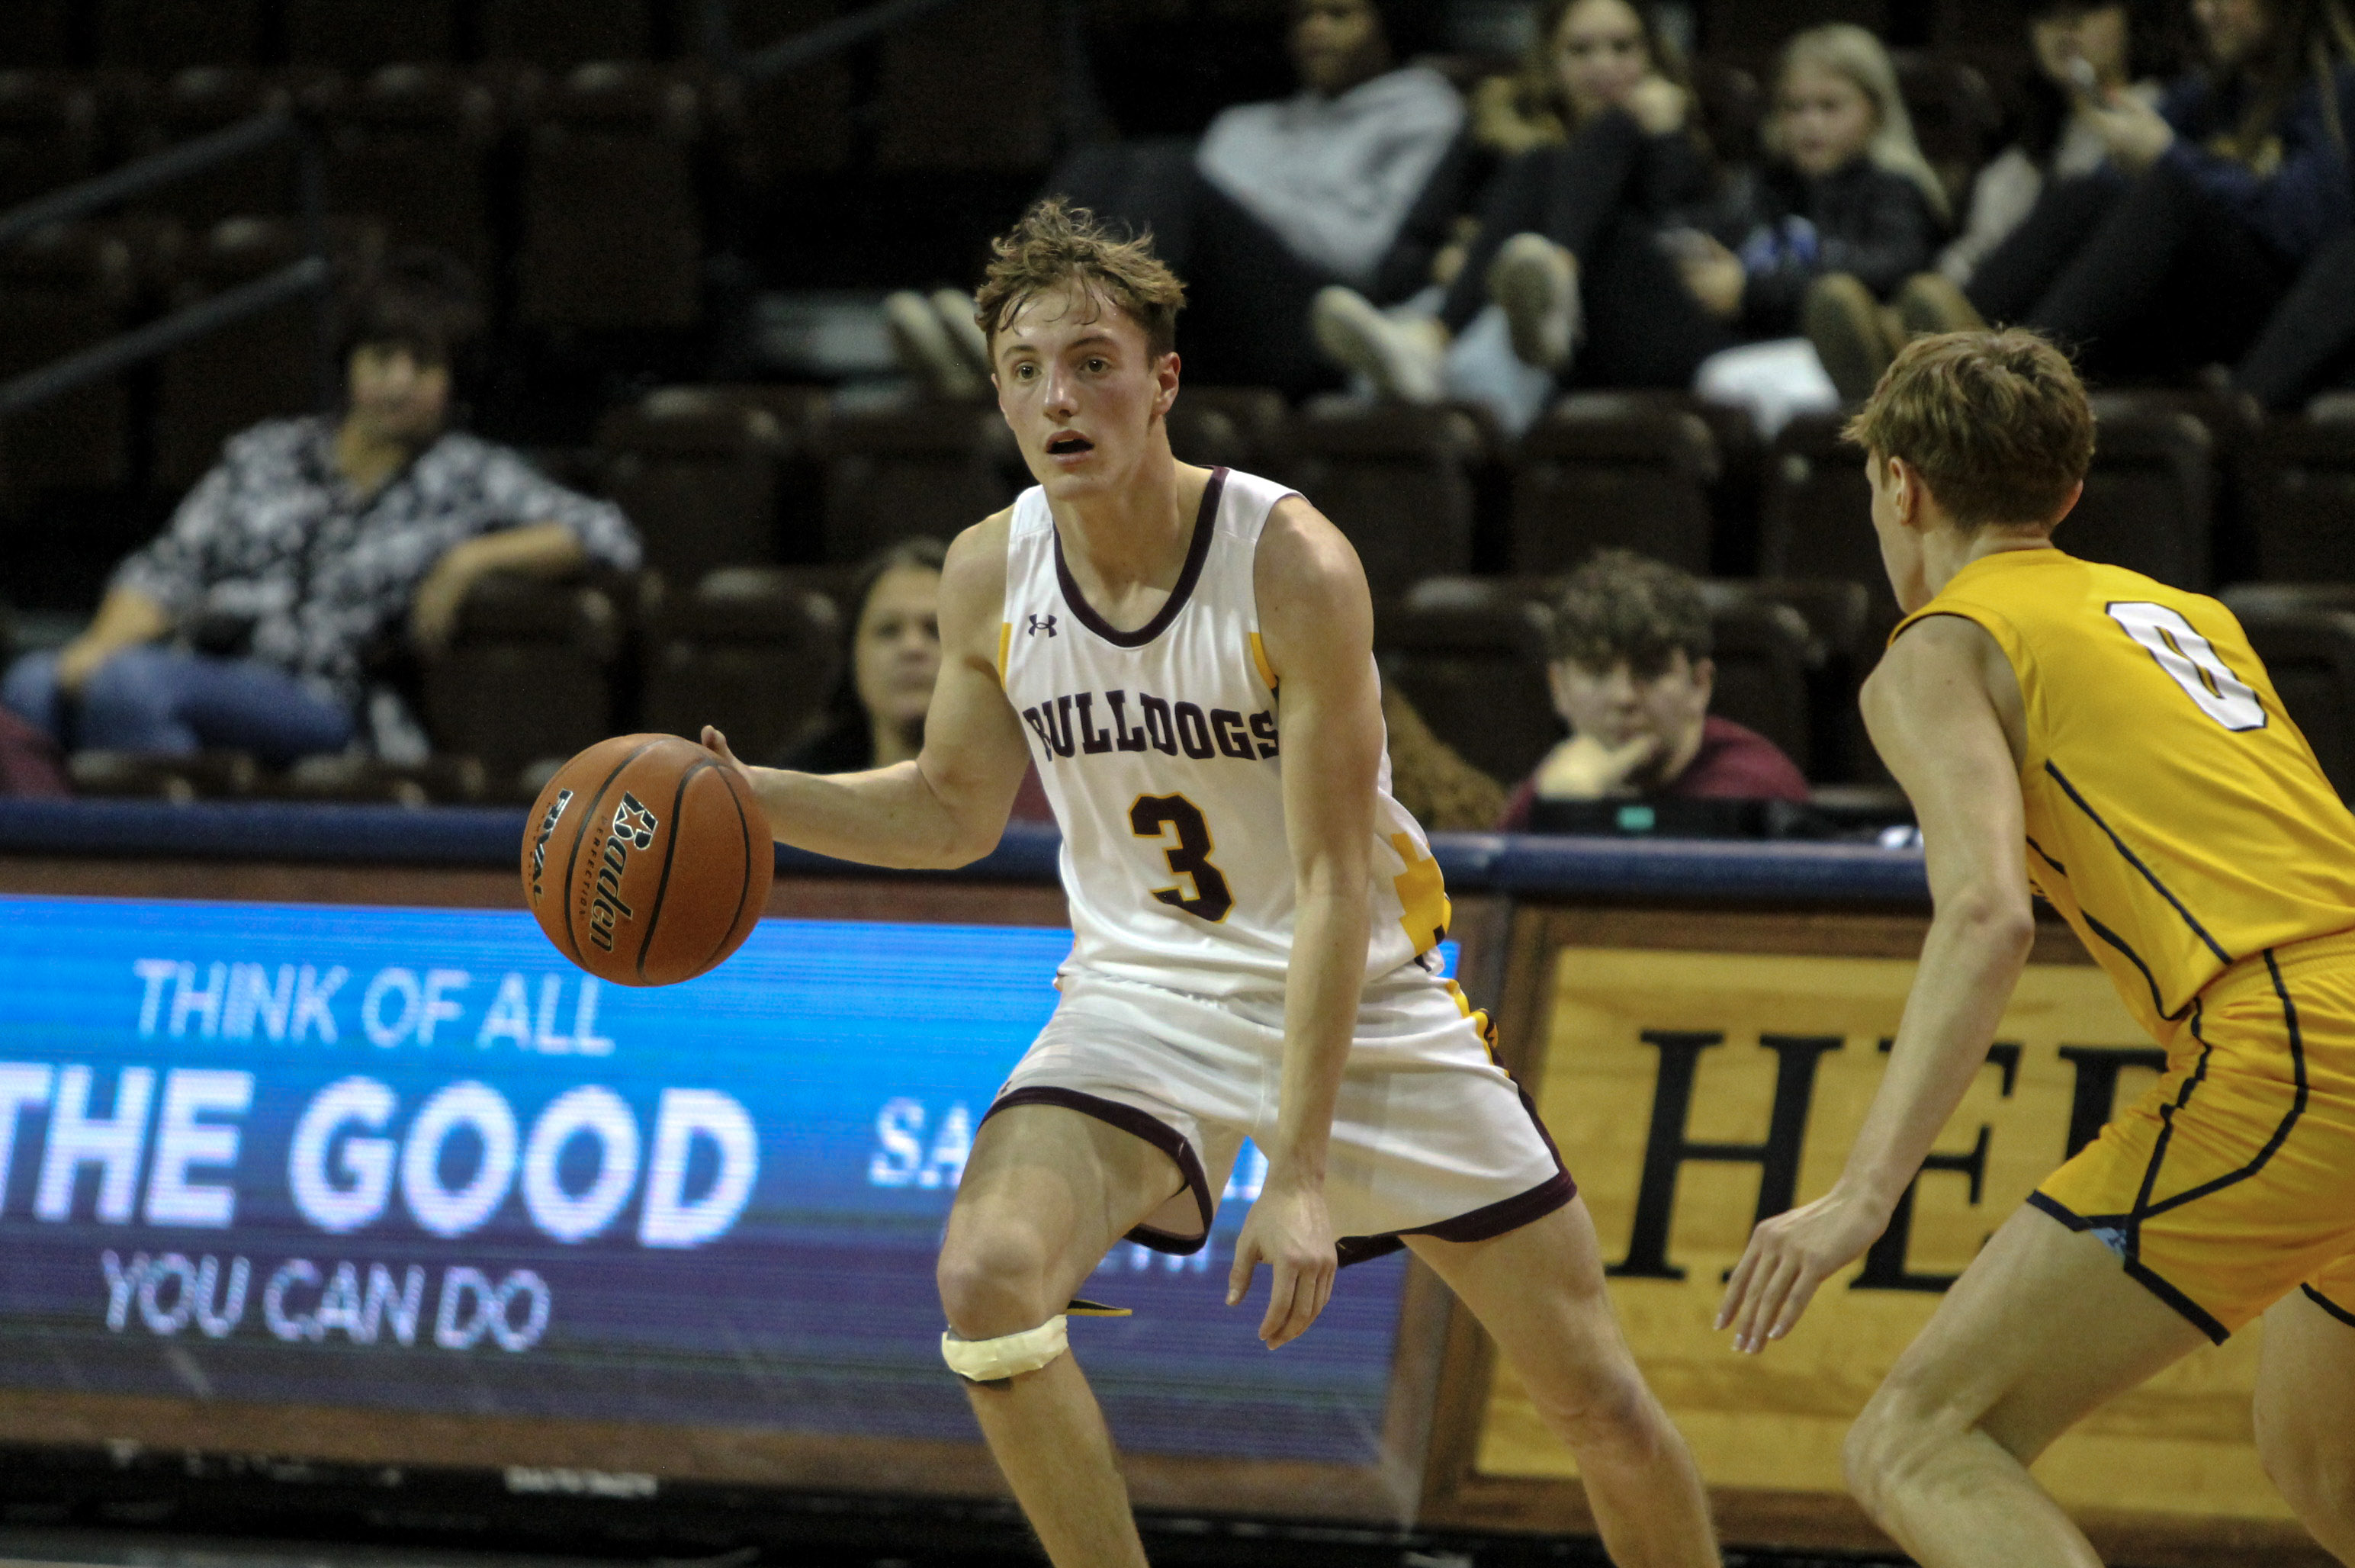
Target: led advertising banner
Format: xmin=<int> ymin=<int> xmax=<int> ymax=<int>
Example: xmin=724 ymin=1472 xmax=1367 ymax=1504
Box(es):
xmin=0 ymin=896 xmax=1412 ymax=1467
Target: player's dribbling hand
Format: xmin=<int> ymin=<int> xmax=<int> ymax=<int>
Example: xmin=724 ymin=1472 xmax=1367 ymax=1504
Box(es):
xmin=701 ymin=725 xmax=749 ymax=776
xmin=1714 ymin=1187 xmax=1890 ymax=1353
xmin=1227 ymin=1177 xmax=1336 ymax=1350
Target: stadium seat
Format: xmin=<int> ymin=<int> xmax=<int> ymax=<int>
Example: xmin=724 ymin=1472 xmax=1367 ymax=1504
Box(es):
xmin=323 ymin=66 xmax=500 ymax=275
xmin=1757 ymin=411 xmax=1888 ymax=615
xmin=1511 ymin=393 xmax=1720 ymax=577
xmin=2067 ymin=394 xmax=2214 ymax=590
xmin=2220 ymin=596 xmax=2355 ymax=799
xmin=1279 ymin=401 xmax=1486 ymax=601
xmin=1701 ymin=599 xmax=1818 ymax=777
xmin=284 ymin=0 xmax=458 ymax=69
xmin=2240 ymin=408 xmax=2355 ymax=583
xmin=1704 ymin=577 xmax=1873 ymax=780
xmin=97 ymin=0 xmax=266 ymax=71
xmin=666 ymin=383 xmax=832 ymax=556
xmin=0 ymin=4 xmax=76 ymax=71
xmin=723 ymin=0 xmax=854 ymax=176
xmin=156 ymin=217 xmax=381 ymax=492
xmin=478 ymin=0 xmax=659 ymax=66
xmin=821 ymin=403 xmax=1020 ymax=564
xmin=422 ymin=573 xmax=622 ymax=793
xmin=0 ymin=72 xmax=101 ymax=212
xmin=133 ymin=68 xmax=303 ymax=230
xmin=69 ymin=749 xmax=259 ymax=800
xmin=639 ymin=566 xmax=845 ymax=766
xmin=276 ymin=753 xmax=487 ymax=805
xmin=875 ymin=0 xmax=1055 ymax=171
xmin=0 ymin=224 xmax=137 ymax=499
xmin=519 ymin=65 xmax=702 ymax=330
xmin=1377 ymin=583 xmax=1560 ymax=789
xmin=1168 ymin=386 xmax=1289 ymax=473
xmin=597 ymin=394 xmax=792 ymax=589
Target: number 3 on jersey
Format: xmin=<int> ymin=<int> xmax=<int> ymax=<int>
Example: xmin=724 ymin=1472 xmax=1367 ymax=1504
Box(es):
xmin=1129 ymin=795 xmax=1233 ymax=923
xmin=2107 ymin=601 xmax=2267 ymax=731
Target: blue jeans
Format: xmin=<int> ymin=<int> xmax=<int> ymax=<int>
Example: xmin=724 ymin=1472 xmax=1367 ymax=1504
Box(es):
xmin=2 ymin=645 xmax=355 ymax=765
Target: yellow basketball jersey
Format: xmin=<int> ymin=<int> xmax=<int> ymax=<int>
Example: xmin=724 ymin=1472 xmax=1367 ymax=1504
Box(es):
xmin=1894 ymin=547 xmax=2355 ymax=1037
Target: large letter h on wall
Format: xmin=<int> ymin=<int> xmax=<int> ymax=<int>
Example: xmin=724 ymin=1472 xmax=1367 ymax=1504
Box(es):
xmin=1608 ymin=1031 xmax=1842 ymax=1280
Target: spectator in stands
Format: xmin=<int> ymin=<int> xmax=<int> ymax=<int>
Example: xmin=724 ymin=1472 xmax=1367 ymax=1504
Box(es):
xmin=0 ymin=252 xmax=640 ymax=766
xmin=1318 ymin=21 xmax=1946 ymax=428
xmin=786 ymin=539 xmax=947 ymax=774
xmin=1312 ymin=0 xmax=1725 ymax=415
xmin=1934 ymin=2 xmax=2174 ymax=291
xmin=786 ymin=538 xmax=1053 ymax=821
xmin=1819 ymin=0 xmax=2355 ymax=399
xmin=888 ymin=0 xmax=1463 ymax=401
xmin=1497 ymin=551 xmax=1808 ymax=830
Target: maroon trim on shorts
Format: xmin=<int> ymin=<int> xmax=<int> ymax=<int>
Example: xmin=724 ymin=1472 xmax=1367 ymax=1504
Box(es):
xmin=981 ymin=1086 xmax=1215 ymax=1255
xmin=1332 ymin=1079 xmax=1579 ymax=1268
xmin=2303 ymin=1283 xmax=2355 ymax=1328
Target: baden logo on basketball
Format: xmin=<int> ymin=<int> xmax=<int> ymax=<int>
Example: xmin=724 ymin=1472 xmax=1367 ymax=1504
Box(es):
xmin=588 ymin=792 xmax=661 ymax=953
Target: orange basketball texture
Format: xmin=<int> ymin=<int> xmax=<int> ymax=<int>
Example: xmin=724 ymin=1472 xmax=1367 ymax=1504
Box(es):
xmin=521 ymin=734 xmax=772 ymax=986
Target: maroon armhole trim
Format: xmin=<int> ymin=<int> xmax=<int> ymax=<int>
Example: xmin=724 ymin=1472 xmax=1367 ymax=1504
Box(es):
xmin=1335 ymin=1080 xmax=1578 ymax=1264
xmin=981 ymin=1086 xmax=1215 ymax=1255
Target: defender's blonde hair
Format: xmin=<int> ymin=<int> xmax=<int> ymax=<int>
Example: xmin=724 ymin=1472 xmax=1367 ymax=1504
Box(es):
xmin=1845 ymin=329 xmax=2096 ymax=530
xmin=975 ymin=198 xmax=1187 ymax=358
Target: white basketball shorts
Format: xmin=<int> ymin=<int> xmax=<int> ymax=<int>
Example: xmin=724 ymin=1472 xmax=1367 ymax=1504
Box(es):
xmin=985 ymin=965 xmax=1574 ymax=1264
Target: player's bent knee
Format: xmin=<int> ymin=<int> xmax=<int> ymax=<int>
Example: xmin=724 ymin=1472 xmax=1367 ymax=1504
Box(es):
xmin=2255 ymin=1418 xmax=2355 ymax=1547
xmin=1531 ymin=1364 xmax=1663 ymax=1464
xmin=1845 ymin=1378 xmax=1961 ymax=1518
xmin=935 ymin=1225 xmax=1060 ymax=1340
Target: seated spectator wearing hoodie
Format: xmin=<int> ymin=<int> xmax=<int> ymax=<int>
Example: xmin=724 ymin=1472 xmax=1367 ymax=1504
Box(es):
xmin=1498 ymin=551 xmax=1810 ymax=831
xmin=891 ymin=0 xmax=1467 ymax=401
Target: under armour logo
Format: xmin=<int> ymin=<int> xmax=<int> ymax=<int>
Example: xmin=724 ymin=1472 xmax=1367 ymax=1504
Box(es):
xmin=1026 ymin=614 xmax=1059 ymax=638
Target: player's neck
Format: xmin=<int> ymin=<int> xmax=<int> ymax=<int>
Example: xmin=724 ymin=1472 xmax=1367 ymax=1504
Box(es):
xmin=1049 ymin=444 xmax=1201 ymax=598
xmin=1921 ymin=522 xmax=2054 ymax=599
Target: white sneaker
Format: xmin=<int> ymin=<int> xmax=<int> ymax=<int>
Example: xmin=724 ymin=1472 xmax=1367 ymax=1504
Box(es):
xmin=884 ymin=289 xmax=985 ymax=400
xmin=931 ymin=288 xmax=994 ymax=381
xmin=1489 ymin=233 xmax=1579 ymax=372
xmin=1310 ymin=285 xmax=1444 ymax=404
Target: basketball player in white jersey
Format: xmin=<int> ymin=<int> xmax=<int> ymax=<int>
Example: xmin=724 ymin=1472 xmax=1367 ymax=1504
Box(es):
xmin=702 ymin=200 xmax=1717 ymax=1568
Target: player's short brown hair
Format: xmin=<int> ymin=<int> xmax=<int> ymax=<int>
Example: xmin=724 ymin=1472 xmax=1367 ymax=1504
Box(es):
xmin=974 ymin=198 xmax=1187 ymax=361
xmin=1550 ymin=550 xmax=1713 ymax=677
xmin=1843 ymin=328 xmax=2096 ymax=531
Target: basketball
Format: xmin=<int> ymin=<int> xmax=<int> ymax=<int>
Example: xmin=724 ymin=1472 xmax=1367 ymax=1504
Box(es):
xmin=521 ymin=733 xmax=772 ymax=987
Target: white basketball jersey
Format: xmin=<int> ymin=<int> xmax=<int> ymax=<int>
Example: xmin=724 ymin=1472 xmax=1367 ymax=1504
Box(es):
xmin=999 ymin=467 xmax=1451 ymax=1001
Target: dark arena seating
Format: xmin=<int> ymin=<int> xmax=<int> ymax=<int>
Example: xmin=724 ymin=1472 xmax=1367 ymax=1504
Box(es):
xmin=1 ymin=5 xmax=2352 ymax=1567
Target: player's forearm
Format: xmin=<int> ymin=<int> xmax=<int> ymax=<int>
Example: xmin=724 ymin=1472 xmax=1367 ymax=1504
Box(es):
xmin=1836 ymin=895 xmax=2034 ymax=1213
xmin=737 ymin=760 xmax=992 ymax=870
xmin=1267 ymin=869 xmax=1371 ymax=1184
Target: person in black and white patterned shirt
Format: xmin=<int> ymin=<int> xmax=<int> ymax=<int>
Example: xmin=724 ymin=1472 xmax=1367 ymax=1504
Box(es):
xmin=2 ymin=251 xmax=640 ymax=766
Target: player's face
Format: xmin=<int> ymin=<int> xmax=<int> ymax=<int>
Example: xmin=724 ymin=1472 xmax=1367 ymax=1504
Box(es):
xmin=345 ymin=342 xmax=451 ymax=445
xmin=1552 ymin=649 xmax=1714 ymax=771
xmin=1778 ymin=64 xmax=1878 ymax=178
xmin=992 ymin=285 xmax=1178 ymax=502
xmin=1554 ymin=0 xmax=1652 ymax=123
xmin=1293 ymin=0 xmax=1392 ymax=98
xmin=1865 ymin=450 xmax=1935 ymax=612
xmin=2193 ymin=0 xmax=2273 ymax=70
xmin=853 ymin=564 xmax=943 ymax=735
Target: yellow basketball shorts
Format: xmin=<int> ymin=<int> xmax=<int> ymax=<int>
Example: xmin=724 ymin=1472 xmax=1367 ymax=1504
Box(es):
xmin=2033 ymin=930 xmax=2355 ymax=1341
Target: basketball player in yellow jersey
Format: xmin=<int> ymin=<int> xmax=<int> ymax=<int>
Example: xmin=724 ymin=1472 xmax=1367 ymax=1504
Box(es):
xmin=1715 ymin=329 xmax=2355 ymax=1566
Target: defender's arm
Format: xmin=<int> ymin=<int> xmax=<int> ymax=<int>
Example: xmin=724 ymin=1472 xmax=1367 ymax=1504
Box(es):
xmin=1226 ymin=496 xmax=1382 ymax=1348
xmin=1717 ymin=614 xmax=2035 ymax=1351
xmin=705 ymin=513 xmax=1035 ymax=869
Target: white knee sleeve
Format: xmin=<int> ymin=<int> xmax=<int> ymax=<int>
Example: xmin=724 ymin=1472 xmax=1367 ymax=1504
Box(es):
xmin=940 ymin=1298 xmax=1129 ymax=1386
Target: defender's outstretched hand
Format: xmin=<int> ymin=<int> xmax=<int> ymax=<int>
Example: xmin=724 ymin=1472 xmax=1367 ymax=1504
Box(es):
xmin=1226 ymin=1178 xmax=1337 ymax=1350
xmin=1715 ymin=1188 xmax=1889 ymax=1353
